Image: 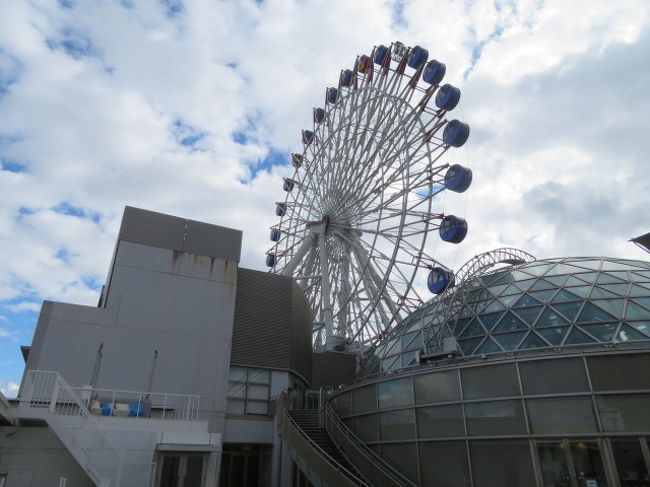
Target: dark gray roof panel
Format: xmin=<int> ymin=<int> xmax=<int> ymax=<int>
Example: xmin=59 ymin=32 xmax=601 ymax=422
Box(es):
xmin=118 ymin=206 xmax=242 ymax=262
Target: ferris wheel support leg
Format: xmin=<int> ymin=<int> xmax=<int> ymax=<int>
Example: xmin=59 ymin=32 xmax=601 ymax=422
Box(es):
xmin=317 ymin=232 xmax=336 ymax=350
xmin=281 ymin=232 xmax=317 ymax=277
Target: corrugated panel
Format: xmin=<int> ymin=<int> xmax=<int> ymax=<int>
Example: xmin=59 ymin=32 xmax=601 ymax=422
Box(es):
xmin=185 ymin=220 xmax=242 ymax=263
xmin=231 ymin=269 xmax=312 ymax=382
xmin=119 ymin=207 xmax=186 ymax=251
xmin=311 ymin=352 xmax=357 ymax=388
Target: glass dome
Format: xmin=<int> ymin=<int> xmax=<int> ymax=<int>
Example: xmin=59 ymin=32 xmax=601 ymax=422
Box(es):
xmin=362 ymin=257 xmax=650 ymax=375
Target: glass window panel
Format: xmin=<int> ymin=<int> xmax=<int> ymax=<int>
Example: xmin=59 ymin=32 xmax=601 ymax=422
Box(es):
xmin=610 ymin=439 xmax=650 ymax=485
xmin=404 ymin=332 xmax=423 ymax=351
xmin=592 ymin=299 xmax=625 ymax=317
xmin=597 ymin=273 xmax=627 ymax=284
xmin=500 ymin=294 xmax=521 ymax=307
xmin=494 ymin=331 xmax=527 ymax=350
xmin=401 ymin=331 xmax=418 ymax=349
xmin=627 ymin=320 xmax=650 ymax=337
xmin=530 ymin=279 xmax=557 ymax=291
xmin=488 ymin=283 xmax=509 ymax=296
xmin=634 ymin=297 xmax=650 ymax=309
xmin=419 ymin=441 xmax=471 ymax=487
xmin=401 ymin=351 xmax=417 ymax=367
xmin=470 ymin=440 xmax=536 ymax=487
xmin=519 ymin=357 xmax=589 ymax=395
xmin=245 ymin=400 xmax=268 ymax=415
xmin=513 ymin=306 xmax=543 ymax=325
xmin=514 ymin=278 xmax=537 ymax=292
xmin=545 ymin=275 xmax=568 ymax=286
xmin=553 ymin=301 xmax=584 ymax=321
xmin=626 ymin=301 xmax=650 ymax=320
xmin=600 ymin=283 xmax=631 ymax=295
xmin=526 ymin=397 xmax=597 ymax=433
xmin=526 ymin=264 xmax=553 ymax=276
xmin=380 ymin=443 xmax=418 ymax=484
xmin=564 ymin=285 xmax=592 ymax=298
xmin=228 ymin=366 xmax=247 ymax=381
xmin=382 ymin=356 xmax=399 ymax=372
xmin=479 ymin=311 xmax=505 ymax=331
xmin=547 ymin=263 xmax=585 ymax=276
xmin=417 ymin=404 xmax=464 ymax=438
xmin=597 ymin=394 xmax=650 ymax=432
xmin=537 ymin=326 xmax=569 ymax=345
xmin=475 ymin=337 xmax=502 ymax=354
xmin=461 ymin=363 xmax=520 ymax=399
xmin=566 ymin=275 xmax=590 ymax=286
xmin=552 ymin=289 xmax=583 ymax=303
xmin=570 ymin=441 xmax=610 ymax=487
xmin=519 ymin=331 xmax=549 ymax=349
xmin=590 ymin=286 xmax=621 ymax=299
xmin=414 ymin=370 xmax=460 ymax=404
xmin=227 ymin=381 xmax=247 ymax=399
xmin=379 ymin=409 xmax=415 ymax=440
xmin=493 ymin=312 xmax=527 ymax=332
xmin=226 ymin=399 xmax=245 ymax=414
xmin=574 ymin=271 xmax=600 ymax=283
xmin=492 ymin=272 xmax=516 ymax=285
xmin=536 ymin=307 xmax=568 ymax=327
xmin=536 ymin=441 xmax=572 ymax=487
xmin=564 ymin=327 xmax=596 ymax=345
xmin=501 ymin=283 xmax=522 ymax=296
xmin=247 ymin=384 xmax=268 ymax=400
xmin=581 ymin=322 xmax=619 ymax=341
xmin=630 ymin=284 xmax=650 ymax=297
xmin=377 ymin=377 xmax=413 ymax=409
xmin=588 ymin=353 xmax=650 ymax=390
xmin=617 ymin=324 xmax=648 ymax=341
xmin=248 ymin=368 xmax=270 ymax=384
xmin=529 ymin=289 xmax=557 ymax=302
xmin=484 ymin=300 xmax=506 ymax=313
xmin=602 ymin=261 xmax=636 ymax=271
xmin=352 ymin=414 xmax=378 ymax=441
xmin=575 ymin=260 xmax=602 ymax=270
xmin=353 ymin=385 xmax=376 ymax=413
xmin=465 ymin=400 xmax=527 ymax=435
xmin=459 ymin=337 xmax=483 ymax=356
xmin=459 ymin=319 xmax=485 ymax=338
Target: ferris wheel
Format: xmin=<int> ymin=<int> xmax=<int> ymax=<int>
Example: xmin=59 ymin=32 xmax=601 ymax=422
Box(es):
xmin=266 ymin=41 xmax=472 ymax=351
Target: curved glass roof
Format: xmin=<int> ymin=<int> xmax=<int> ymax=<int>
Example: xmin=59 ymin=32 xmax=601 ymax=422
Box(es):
xmin=362 ymin=257 xmax=650 ymax=375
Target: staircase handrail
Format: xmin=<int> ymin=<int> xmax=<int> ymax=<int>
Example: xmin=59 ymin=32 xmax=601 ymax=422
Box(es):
xmin=277 ymin=392 xmax=369 ymax=486
xmin=322 ymin=401 xmax=417 ymax=487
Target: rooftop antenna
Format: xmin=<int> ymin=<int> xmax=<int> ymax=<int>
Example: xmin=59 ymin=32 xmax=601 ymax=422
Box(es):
xmin=145 ymin=350 xmax=158 ymax=397
xmin=90 ymin=342 xmax=104 ymax=388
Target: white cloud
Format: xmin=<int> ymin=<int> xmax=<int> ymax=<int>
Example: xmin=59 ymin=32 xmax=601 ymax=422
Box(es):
xmin=0 ymin=380 xmax=19 ymax=398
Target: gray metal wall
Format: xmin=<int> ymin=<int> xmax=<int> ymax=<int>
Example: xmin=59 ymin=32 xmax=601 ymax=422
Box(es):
xmin=231 ymin=269 xmax=313 ymax=384
xmin=311 ymin=352 xmax=357 ymax=388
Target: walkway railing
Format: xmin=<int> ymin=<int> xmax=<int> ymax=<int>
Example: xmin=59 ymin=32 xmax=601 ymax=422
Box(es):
xmin=277 ymin=392 xmax=367 ymax=487
xmin=322 ymin=401 xmax=417 ymax=487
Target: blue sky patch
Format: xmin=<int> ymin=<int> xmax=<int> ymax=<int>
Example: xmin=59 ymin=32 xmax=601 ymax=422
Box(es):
xmin=52 ymin=202 xmax=102 ymax=223
xmin=0 ymin=50 xmax=24 ymax=98
xmin=390 ymin=0 xmax=409 ymax=29
xmin=46 ymin=28 xmax=99 ymax=61
xmin=172 ymin=118 xmax=206 ymax=150
xmin=249 ymin=148 xmax=287 ymax=180
xmin=161 ymin=0 xmax=184 ymax=18
xmin=1 ymin=159 xmax=27 ymax=173
xmin=463 ymin=25 xmax=505 ymax=79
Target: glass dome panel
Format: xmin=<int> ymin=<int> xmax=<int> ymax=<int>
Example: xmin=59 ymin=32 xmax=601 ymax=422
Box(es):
xmin=565 ymin=328 xmax=596 ymax=345
xmin=617 ymin=324 xmax=648 ymax=342
xmin=529 ymin=289 xmax=557 ymax=302
xmin=553 ymin=302 xmax=584 ymax=321
xmin=493 ymin=312 xmax=527 ymax=332
xmin=627 ymin=321 xmax=650 ymax=337
xmin=494 ymin=331 xmax=527 ymax=350
xmin=478 ymin=311 xmax=505 ymax=331
xmin=513 ymin=306 xmax=543 ymax=325
xmin=577 ymin=302 xmax=617 ymax=323
xmin=536 ymin=308 xmax=569 ymax=327
xmin=581 ymin=323 xmax=619 ymax=341
xmin=592 ymin=299 xmax=625 ymax=317
xmin=519 ymin=332 xmax=548 ymax=349
xmin=552 ymin=289 xmax=582 ymax=303
xmin=537 ymin=326 xmax=569 ymax=345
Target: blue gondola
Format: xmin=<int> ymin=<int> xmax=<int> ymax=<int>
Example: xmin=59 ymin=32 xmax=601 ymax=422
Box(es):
xmin=442 ymin=120 xmax=470 ymax=148
xmin=313 ymin=108 xmax=326 ymax=124
xmin=408 ymin=45 xmax=429 ymax=69
xmin=341 ymin=69 xmax=354 ymax=87
xmin=444 ymin=164 xmax=473 ymax=193
xmin=302 ymin=130 xmax=314 ymax=145
xmin=423 ymin=60 xmax=446 ymax=85
xmin=266 ymin=254 xmax=276 ymax=267
xmin=327 ymin=87 xmax=339 ymax=104
xmin=275 ymin=203 xmax=286 ymax=217
xmin=374 ymin=44 xmax=389 ymax=64
xmin=439 ymin=215 xmax=468 ymax=243
xmin=435 ymin=83 xmax=461 ymax=111
xmin=270 ymin=228 xmax=281 ymax=241
xmin=283 ymin=178 xmax=296 ymax=192
xmin=427 ymin=267 xmax=455 ymax=294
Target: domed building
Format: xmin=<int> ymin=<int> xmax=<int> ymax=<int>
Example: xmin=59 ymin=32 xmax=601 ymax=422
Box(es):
xmin=327 ymin=250 xmax=650 ymax=487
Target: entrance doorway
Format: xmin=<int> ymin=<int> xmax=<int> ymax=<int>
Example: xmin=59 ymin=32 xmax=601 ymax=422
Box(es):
xmin=219 ymin=444 xmax=272 ymax=487
xmin=155 ymin=453 xmax=206 ymax=487
xmin=536 ymin=440 xmax=609 ymax=487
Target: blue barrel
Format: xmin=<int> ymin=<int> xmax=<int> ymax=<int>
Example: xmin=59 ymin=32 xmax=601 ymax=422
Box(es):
xmin=128 ymin=401 xmax=145 ymax=417
xmin=341 ymin=69 xmax=354 ymax=87
xmin=423 ymin=59 xmax=446 ymax=85
xmin=374 ymin=44 xmax=389 ymax=64
xmin=266 ymin=254 xmax=276 ymax=267
xmin=443 ymin=120 xmax=470 ymax=147
xmin=270 ymin=228 xmax=281 ymax=241
xmin=275 ymin=203 xmax=286 ymax=217
xmin=435 ymin=84 xmax=461 ymax=111
xmin=313 ymin=108 xmax=326 ymax=124
xmin=283 ymin=178 xmax=295 ymax=192
xmin=291 ymin=153 xmax=303 ymax=168
xmin=439 ymin=215 xmax=468 ymax=243
xmin=100 ymin=402 xmax=113 ymax=416
xmin=408 ymin=45 xmax=429 ymax=69
xmin=427 ymin=267 xmax=455 ymax=294
xmin=302 ymin=130 xmax=314 ymax=145
xmin=444 ymin=164 xmax=473 ymax=193
xmin=327 ymin=87 xmax=339 ymax=104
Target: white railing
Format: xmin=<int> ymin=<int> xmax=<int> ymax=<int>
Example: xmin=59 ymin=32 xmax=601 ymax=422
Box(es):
xmin=20 ymin=370 xmax=123 ymax=486
xmin=70 ymin=386 xmax=201 ymax=421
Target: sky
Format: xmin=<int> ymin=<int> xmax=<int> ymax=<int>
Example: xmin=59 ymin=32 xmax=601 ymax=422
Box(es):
xmin=1 ymin=0 xmax=649 ymax=396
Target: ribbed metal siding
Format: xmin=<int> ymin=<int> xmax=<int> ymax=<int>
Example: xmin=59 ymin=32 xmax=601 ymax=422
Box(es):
xmin=118 ymin=206 xmax=242 ymax=262
xmin=232 ymin=269 xmax=312 ymax=383
xmin=311 ymin=352 xmax=357 ymax=388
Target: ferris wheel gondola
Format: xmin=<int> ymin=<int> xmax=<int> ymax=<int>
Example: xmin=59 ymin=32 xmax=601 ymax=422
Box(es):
xmin=267 ymin=42 xmax=473 ymax=351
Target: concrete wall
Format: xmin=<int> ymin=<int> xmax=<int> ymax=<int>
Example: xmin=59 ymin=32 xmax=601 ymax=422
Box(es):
xmin=0 ymin=425 xmax=93 ymax=487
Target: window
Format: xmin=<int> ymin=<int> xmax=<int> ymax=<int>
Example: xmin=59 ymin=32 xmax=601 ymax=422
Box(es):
xmin=596 ymin=394 xmax=650 ymax=432
xmin=381 ymin=443 xmax=418 ymax=484
xmin=470 ymin=440 xmax=536 ymax=487
xmin=526 ymin=397 xmax=597 ymax=434
xmin=461 ymin=363 xmax=520 ymax=399
xmin=352 ymin=414 xmax=379 ymax=442
xmin=414 ymin=370 xmax=460 ymax=404
xmin=417 ymin=404 xmax=464 ymax=438
xmin=519 ymin=357 xmax=589 ymax=395
xmin=465 ymin=400 xmax=527 ymax=436
xmin=353 ymin=384 xmax=377 ymax=413
xmin=587 ymin=353 xmax=650 ymax=391
xmin=226 ymin=366 xmax=270 ymax=416
xmin=377 ymin=377 xmax=413 ymax=408
xmin=379 ymin=408 xmax=415 ymax=440
xmin=419 ymin=442 xmax=470 ymax=487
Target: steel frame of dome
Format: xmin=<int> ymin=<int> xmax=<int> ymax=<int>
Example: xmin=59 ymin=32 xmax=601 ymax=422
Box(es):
xmin=362 ymin=255 xmax=650 ymax=375
xmin=266 ymin=42 xmax=472 ymax=352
